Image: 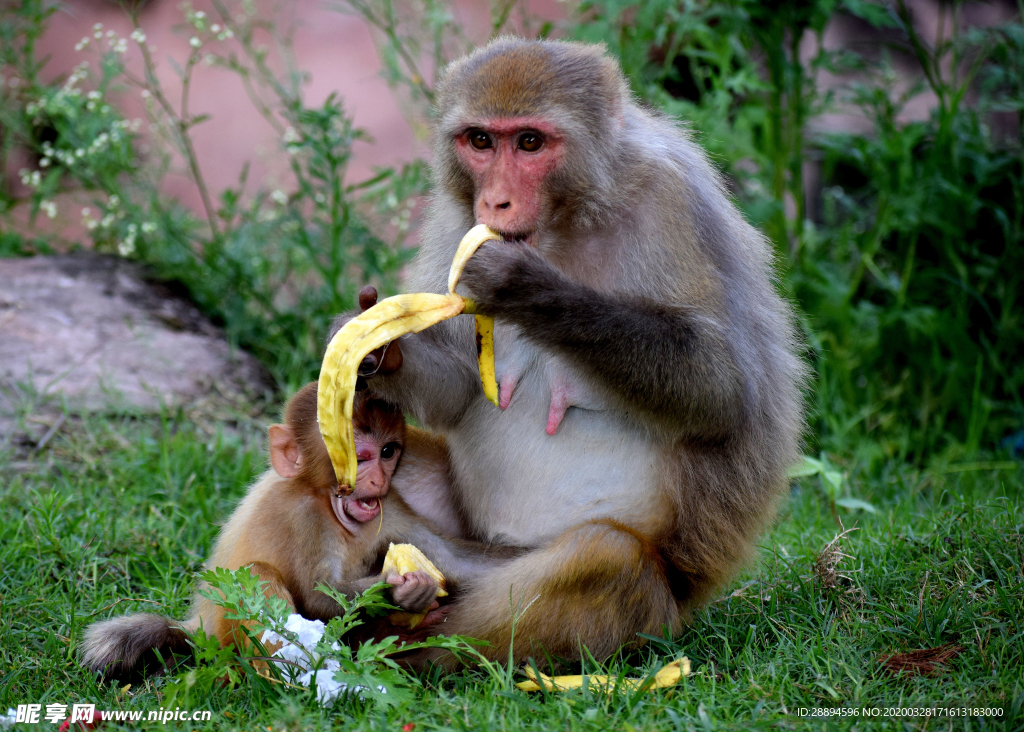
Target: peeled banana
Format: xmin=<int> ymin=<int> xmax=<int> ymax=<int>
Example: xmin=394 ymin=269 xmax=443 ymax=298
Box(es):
xmin=382 ymin=542 xmax=447 ymax=629
xmin=317 ymin=224 xmax=501 ymax=492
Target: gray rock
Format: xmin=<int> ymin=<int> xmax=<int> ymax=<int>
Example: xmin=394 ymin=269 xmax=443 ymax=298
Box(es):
xmin=0 ymin=254 xmax=272 ymax=425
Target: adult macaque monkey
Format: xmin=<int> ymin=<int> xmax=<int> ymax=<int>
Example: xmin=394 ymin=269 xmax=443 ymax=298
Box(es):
xmin=80 ymin=385 xmax=503 ymax=680
xmin=349 ymin=38 xmax=805 ymax=664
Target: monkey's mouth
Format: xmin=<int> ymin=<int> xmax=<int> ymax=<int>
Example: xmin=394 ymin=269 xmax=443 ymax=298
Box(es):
xmin=496 ymin=229 xmax=536 ymax=247
xmin=331 ymin=492 xmax=382 ymax=531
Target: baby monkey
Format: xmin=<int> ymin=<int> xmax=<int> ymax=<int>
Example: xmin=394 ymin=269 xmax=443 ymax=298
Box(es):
xmin=81 ymin=383 xmax=497 ymax=680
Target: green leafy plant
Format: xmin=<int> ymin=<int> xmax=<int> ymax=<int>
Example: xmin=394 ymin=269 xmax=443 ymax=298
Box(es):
xmin=0 ymin=0 xmax=426 ymax=388
xmin=163 ymin=566 xmax=484 ymax=708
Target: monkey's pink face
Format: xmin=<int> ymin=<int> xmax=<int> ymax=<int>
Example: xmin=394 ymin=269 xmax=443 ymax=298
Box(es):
xmin=455 ymin=117 xmax=564 ymax=245
xmin=331 ymin=437 xmax=403 ymax=531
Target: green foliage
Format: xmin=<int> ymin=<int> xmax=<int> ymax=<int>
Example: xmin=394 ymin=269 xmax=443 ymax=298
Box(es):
xmin=0 ymin=0 xmax=425 ymax=388
xmin=163 ymin=566 xmax=486 ymax=708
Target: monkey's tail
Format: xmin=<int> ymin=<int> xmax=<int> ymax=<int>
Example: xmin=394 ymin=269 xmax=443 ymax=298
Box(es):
xmin=80 ymin=613 xmax=198 ymax=680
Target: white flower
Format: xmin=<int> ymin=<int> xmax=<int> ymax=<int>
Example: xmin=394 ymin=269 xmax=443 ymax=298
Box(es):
xmin=141 ymin=221 xmax=157 ymax=234
xmin=81 ymin=207 xmax=91 ymax=217
xmin=108 ymin=194 xmax=120 ymax=207
xmin=284 ymin=613 xmax=325 ymax=649
xmin=131 ymin=29 xmax=146 ymax=43
xmin=41 ymin=200 xmax=57 ymax=219
xmin=141 ymin=89 xmax=151 ymax=98
xmin=93 ymin=22 xmax=103 ymax=30
xmin=270 ymin=189 xmax=288 ymax=205
xmin=282 ymin=126 xmax=300 ymax=143
xmin=75 ymin=37 xmax=90 ymax=51
xmin=297 ymin=664 xmax=349 ymax=705
xmin=189 ymin=36 xmax=201 ymax=48
xmin=211 ymin=24 xmax=221 ymax=33
xmin=87 ymin=91 xmax=101 ymax=100
xmin=39 ymin=158 xmax=50 ymax=168
xmin=118 ymin=238 xmax=136 ymax=256
xmin=194 ymin=10 xmax=206 ymax=19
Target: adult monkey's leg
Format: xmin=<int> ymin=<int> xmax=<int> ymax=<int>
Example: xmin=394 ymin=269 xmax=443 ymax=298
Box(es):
xmin=424 ymin=520 xmax=681 ymax=668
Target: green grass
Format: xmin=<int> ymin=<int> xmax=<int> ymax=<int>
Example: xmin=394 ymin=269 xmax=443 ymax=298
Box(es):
xmin=1 ymin=398 xmax=1022 ymax=731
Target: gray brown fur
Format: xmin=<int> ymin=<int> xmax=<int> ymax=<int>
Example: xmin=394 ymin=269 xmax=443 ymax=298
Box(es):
xmin=350 ymin=38 xmax=805 ymax=664
xmin=79 ymin=613 xmax=194 ymax=681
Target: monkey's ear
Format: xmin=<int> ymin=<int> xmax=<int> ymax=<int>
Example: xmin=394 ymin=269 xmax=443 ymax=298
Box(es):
xmin=269 ymin=424 xmax=301 ymax=478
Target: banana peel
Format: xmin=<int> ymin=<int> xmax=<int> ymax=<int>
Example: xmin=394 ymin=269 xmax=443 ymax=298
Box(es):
xmin=516 ymin=657 xmax=691 ymax=693
xmin=317 ymin=224 xmax=501 ymax=492
xmin=382 ymin=542 xmax=447 ymax=630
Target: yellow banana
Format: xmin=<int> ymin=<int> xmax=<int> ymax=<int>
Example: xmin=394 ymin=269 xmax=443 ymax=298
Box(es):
xmin=317 ymin=225 xmax=501 ymax=492
xmin=475 ymin=314 xmax=499 ymax=406
xmin=382 ymin=542 xmax=447 ymax=629
xmin=318 ymin=293 xmax=464 ymax=492
xmin=450 ymin=225 xmax=502 ymax=407
xmin=515 ymin=657 xmax=691 ymax=693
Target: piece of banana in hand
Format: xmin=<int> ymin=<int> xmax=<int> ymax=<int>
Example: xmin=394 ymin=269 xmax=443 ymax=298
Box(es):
xmin=382 ymin=542 xmax=447 ymax=630
xmin=317 ymin=225 xmax=501 ymax=492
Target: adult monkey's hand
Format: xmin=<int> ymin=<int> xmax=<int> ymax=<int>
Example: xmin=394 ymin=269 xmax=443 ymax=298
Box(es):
xmin=345 ymin=285 xmax=404 ymax=384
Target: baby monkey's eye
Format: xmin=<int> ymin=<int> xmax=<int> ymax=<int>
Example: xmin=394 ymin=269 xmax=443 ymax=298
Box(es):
xmin=469 ymin=131 xmax=493 ymax=150
xmin=381 ymin=442 xmax=402 ymax=460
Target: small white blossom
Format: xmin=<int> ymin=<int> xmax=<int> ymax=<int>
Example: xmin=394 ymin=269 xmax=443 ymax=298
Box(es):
xmin=108 ymin=194 xmax=120 ymax=207
xmin=141 ymin=221 xmax=157 ymax=234
xmin=218 ymin=28 xmax=233 ymax=40
xmin=75 ymin=148 xmax=85 ymax=158
xmin=114 ymin=38 xmax=127 ymax=54
xmin=39 ymin=158 xmax=50 ymax=167
xmin=93 ymin=22 xmax=103 ymax=30
xmin=41 ymin=200 xmax=57 ymax=219
xmin=189 ymin=36 xmax=201 ymax=48
xmin=118 ymin=238 xmax=136 ymax=256
xmin=211 ymin=24 xmax=221 ymax=33
xmin=81 ymin=207 xmax=91 ymax=217
xmin=94 ymin=30 xmax=102 ymax=39
xmin=87 ymin=91 xmax=101 ymax=100
xmin=141 ymin=89 xmax=151 ymax=98
xmin=270 ymin=189 xmax=288 ymax=205
xmin=75 ymin=37 xmax=90 ymax=51
xmin=130 ymin=29 xmax=146 ymax=43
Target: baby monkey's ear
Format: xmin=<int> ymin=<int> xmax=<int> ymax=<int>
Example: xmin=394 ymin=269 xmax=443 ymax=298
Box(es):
xmin=269 ymin=424 xmax=301 ymax=478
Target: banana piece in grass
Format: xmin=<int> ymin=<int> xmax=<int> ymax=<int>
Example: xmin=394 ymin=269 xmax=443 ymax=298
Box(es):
xmin=382 ymin=542 xmax=448 ymax=630
xmin=515 ymin=657 xmax=691 ymax=693
xmin=317 ymin=224 xmax=501 ymax=492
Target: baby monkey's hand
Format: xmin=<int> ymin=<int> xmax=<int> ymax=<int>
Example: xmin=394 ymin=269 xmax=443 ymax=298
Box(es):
xmin=386 ymin=570 xmax=441 ymax=614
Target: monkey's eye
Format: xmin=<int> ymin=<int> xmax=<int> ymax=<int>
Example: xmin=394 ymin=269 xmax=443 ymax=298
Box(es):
xmin=518 ymin=133 xmax=543 ymax=152
xmin=381 ymin=442 xmax=401 ymax=460
xmin=468 ymin=131 xmax=492 ymax=150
